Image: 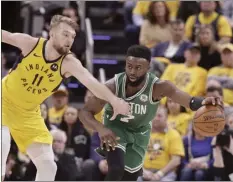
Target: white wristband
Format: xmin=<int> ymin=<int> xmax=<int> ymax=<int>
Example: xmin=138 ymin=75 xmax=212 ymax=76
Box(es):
xmin=157 ymin=171 xmax=164 ymax=178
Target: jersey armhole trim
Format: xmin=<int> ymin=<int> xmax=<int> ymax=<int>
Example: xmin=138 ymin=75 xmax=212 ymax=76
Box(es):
xmin=149 ymin=77 xmax=160 ymax=105
xmin=23 ymin=37 xmax=40 ymax=58
xmin=60 ymin=52 xmax=74 ymax=79
xmin=114 ymin=74 xmax=119 ymax=96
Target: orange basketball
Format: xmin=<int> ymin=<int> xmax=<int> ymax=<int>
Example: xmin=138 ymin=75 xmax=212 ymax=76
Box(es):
xmin=193 ymin=105 xmax=226 ymax=137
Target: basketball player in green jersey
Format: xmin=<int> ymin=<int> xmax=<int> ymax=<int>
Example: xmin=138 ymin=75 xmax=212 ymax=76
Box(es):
xmin=79 ymin=45 xmax=222 ymax=181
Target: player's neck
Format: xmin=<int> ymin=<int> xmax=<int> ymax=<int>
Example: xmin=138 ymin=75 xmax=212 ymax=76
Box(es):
xmin=45 ymin=40 xmax=62 ymax=60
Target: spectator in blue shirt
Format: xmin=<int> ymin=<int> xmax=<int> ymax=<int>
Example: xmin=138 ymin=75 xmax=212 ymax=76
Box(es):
xmin=180 ymin=129 xmax=213 ymax=181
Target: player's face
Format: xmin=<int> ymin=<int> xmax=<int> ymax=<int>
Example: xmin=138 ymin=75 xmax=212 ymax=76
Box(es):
xmin=221 ymin=49 xmax=233 ymax=67
xmin=64 ymin=106 xmax=78 ymax=124
xmin=51 ymin=22 xmax=76 ymax=55
xmin=152 ymin=106 xmax=168 ymax=130
xmin=166 ymin=99 xmax=180 ymax=114
xmin=40 ymin=103 xmax=48 ymax=120
xmin=125 ymin=56 xmax=149 ymax=86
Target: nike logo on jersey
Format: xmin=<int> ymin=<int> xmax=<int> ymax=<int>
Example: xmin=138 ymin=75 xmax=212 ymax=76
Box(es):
xmin=33 ymin=53 xmax=41 ymax=57
xmin=141 ymin=130 xmax=149 ymax=135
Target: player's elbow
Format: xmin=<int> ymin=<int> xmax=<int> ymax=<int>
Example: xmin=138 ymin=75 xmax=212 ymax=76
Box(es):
xmin=161 ymin=80 xmax=177 ymax=98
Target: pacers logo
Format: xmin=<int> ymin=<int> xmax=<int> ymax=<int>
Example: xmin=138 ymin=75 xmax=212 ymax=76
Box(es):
xmin=50 ymin=63 xmax=58 ymax=72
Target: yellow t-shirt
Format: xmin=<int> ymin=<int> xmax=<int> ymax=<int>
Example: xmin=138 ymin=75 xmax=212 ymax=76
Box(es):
xmin=94 ymin=109 xmax=104 ymax=123
xmin=161 ymin=64 xmax=208 ymax=97
xmin=144 ymin=128 xmax=184 ymax=170
xmin=208 ymin=66 xmax=233 ymax=105
xmin=2 ymin=37 xmax=69 ymax=110
xmin=133 ymin=1 xmax=179 ymax=20
xmin=185 ymin=12 xmax=232 ymax=40
xmin=48 ymin=106 xmax=67 ymax=125
xmin=167 ymin=113 xmax=192 ymax=136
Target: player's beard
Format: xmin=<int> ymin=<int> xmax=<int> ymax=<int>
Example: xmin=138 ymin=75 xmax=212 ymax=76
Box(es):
xmin=126 ymin=73 xmax=147 ymax=87
xmin=54 ymin=44 xmax=69 ymax=55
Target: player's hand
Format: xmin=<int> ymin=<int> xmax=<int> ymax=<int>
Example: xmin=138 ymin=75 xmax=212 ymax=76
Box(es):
xmin=152 ymin=173 xmax=162 ymax=181
xmin=110 ymin=97 xmax=130 ymax=120
xmin=98 ymin=126 xmax=120 ymax=151
xmin=143 ymin=170 xmax=154 ymax=181
xmin=202 ymin=97 xmax=223 ymax=108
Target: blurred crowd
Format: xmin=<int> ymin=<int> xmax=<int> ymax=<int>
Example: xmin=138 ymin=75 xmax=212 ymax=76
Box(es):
xmin=2 ymin=1 xmax=233 ymax=181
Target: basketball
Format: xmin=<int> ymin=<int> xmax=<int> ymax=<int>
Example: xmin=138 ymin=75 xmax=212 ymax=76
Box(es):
xmin=193 ymin=105 xmax=226 ymax=137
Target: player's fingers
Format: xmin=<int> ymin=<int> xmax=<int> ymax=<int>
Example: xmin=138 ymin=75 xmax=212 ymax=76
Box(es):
xmin=110 ymin=112 xmax=117 ymax=121
xmin=105 ymin=142 xmax=110 ymax=152
xmin=100 ymin=140 xmax=104 ymax=150
xmin=215 ymin=97 xmax=222 ymax=107
xmin=109 ymin=135 xmax=118 ymax=147
xmin=211 ymin=97 xmax=216 ymax=105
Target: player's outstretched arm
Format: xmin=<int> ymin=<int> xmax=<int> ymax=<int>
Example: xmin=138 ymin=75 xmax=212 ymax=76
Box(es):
xmin=153 ymin=80 xmax=223 ymax=111
xmin=79 ymin=79 xmax=119 ymax=150
xmin=2 ymin=30 xmax=38 ymax=55
xmin=62 ymin=54 xmax=130 ymax=119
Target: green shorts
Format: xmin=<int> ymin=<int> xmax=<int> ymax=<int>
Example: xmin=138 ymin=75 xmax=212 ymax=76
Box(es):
xmin=96 ymin=124 xmax=151 ymax=173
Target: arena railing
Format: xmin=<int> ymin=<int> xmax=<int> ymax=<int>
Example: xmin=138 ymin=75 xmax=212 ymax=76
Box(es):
xmin=20 ymin=2 xmax=34 ymax=35
xmin=99 ymin=68 xmax=106 ymax=84
xmin=85 ymin=18 xmax=94 ymax=74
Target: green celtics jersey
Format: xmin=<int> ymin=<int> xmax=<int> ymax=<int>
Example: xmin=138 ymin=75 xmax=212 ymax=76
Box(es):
xmin=104 ymin=72 xmax=160 ymax=131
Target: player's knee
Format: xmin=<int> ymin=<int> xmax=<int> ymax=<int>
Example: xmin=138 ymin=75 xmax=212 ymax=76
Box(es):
xmin=33 ymin=152 xmax=57 ymax=175
xmin=2 ymin=126 xmax=11 ymax=177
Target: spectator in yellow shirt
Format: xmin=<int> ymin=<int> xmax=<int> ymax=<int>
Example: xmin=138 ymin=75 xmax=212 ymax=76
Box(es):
xmin=166 ymin=98 xmax=192 ymax=137
xmin=139 ymin=1 xmax=172 ymax=48
xmin=132 ymin=1 xmax=179 ymax=27
xmin=161 ymin=43 xmax=207 ymax=97
xmin=48 ymin=85 xmax=68 ymax=125
xmin=142 ymin=106 xmax=184 ymax=181
xmin=185 ymin=1 xmax=232 ymax=43
xmin=208 ymin=43 xmax=233 ymax=105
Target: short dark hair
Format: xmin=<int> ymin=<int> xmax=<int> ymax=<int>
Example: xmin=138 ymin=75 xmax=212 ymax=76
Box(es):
xmin=207 ymin=86 xmax=223 ymax=96
xmin=170 ymin=19 xmax=184 ymax=26
xmin=126 ymin=45 xmax=151 ymax=62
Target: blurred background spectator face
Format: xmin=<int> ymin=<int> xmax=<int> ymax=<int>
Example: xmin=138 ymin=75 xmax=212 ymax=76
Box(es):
xmin=64 ymin=106 xmax=79 ymax=125
xmin=170 ymin=20 xmax=185 ymax=42
xmin=152 ymin=1 xmax=167 ymax=18
xmin=40 ymin=103 xmax=48 ymax=120
xmin=166 ymin=98 xmax=180 ymax=115
xmin=200 ymin=1 xmax=217 ymax=13
xmin=184 ymin=47 xmax=201 ymax=66
xmin=52 ymin=91 xmax=68 ymax=110
xmin=62 ymin=7 xmax=79 ymax=25
xmin=51 ymin=130 xmax=67 ymax=155
xmin=152 ymin=106 xmax=168 ymax=131
xmin=221 ymin=46 xmax=233 ymax=68
xmin=198 ymin=25 xmax=215 ymax=46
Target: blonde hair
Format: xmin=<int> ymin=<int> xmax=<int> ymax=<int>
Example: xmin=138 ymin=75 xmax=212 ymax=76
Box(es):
xmin=50 ymin=129 xmax=67 ymax=143
xmin=50 ymin=15 xmax=78 ymax=31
